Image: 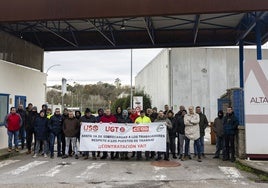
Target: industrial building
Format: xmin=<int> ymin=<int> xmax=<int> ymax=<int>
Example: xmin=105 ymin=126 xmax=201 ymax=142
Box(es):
xmin=135 ymin=47 xmax=268 ymax=121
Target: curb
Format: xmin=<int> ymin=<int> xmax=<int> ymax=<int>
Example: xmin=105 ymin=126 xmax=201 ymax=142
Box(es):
xmin=236 ymin=159 xmax=268 ymax=177
xmin=0 ymin=149 xmax=27 ymax=160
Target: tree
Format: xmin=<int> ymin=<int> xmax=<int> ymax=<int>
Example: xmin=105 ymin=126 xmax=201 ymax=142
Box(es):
xmin=112 ymin=91 xmax=152 ymax=112
xmin=114 ymin=78 xmax=121 ymax=88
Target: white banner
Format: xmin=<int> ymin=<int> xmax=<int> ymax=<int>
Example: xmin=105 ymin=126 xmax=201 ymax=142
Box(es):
xmin=80 ymin=122 xmax=166 ymax=152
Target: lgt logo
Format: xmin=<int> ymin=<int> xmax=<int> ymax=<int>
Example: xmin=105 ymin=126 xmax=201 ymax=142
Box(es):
xmin=105 ymin=126 xmax=125 ymax=132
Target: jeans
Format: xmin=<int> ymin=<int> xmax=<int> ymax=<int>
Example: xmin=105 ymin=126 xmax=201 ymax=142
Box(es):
xmin=65 ymin=137 xmax=77 ymax=155
xmin=50 ymin=132 xmax=62 ymax=156
xmin=19 ymin=126 xmax=26 ymax=148
xmin=8 ymin=130 xmax=19 ymax=148
xmin=35 ymin=140 xmax=48 ymax=154
xmin=179 ymin=134 xmax=185 ymax=155
xmin=26 ymin=127 xmax=36 ymax=151
xmin=194 ymin=136 xmax=204 ymax=154
xmin=215 ymin=135 xmax=225 ymax=157
xmin=169 ymin=135 xmax=176 ymax=155
xmin=185 ymin=137 xmax=201 ymax=157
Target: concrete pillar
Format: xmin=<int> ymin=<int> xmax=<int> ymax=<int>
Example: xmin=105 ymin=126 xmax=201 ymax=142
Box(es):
xmin=236 ymin=125 xmax=246 ymax=159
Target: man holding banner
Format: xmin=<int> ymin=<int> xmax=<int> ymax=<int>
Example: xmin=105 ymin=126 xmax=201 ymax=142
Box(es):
xmin=135 ymin=110 xmax=151 ymax=160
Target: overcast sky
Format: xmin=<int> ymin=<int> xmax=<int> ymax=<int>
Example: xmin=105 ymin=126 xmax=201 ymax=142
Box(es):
xmin=44 ymin=48 xmax=162 ymax=86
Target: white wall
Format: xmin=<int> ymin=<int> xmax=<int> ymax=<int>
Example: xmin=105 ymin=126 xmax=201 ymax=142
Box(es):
xmin=0 ymin=60 xmax=46 ymax=149
xmin=135 ymin=49 xmax=170 ymax=110
xmin=135 ymin=47 xmax=268 ymax=122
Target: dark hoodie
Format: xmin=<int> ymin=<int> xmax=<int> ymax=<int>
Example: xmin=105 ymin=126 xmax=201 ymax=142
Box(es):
xmin=96 ymin=108 xmax=104 ymax=122
xmin=213 ymin=110 xmax=224 ymax=137
xmin=117 ymin=110 xmax=133 ymax=123
xmin=34 ymin=111 xmax=49 ymax=140
xmin=75 ymin=110 xmax=82 ymax=120
xmin=223 ymin=111 xmax=238 ymax=135
xmin=115 ymin=106 xmax=122 ymax=121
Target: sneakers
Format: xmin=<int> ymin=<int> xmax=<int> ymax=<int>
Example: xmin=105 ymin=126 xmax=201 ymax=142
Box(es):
xmin=15 ymin=148 xmax=19 ymax=152
xmin=26 ymin=150 xmax=31 ymax=155
xmin=8 ymin=148 xmax=12 ymax=152
xmin=33 ymin=154 xmax=37 ymax=158
xmin=44 ymin=154 xmax=48 ymax=158
xmin=62 ymin=155 xmax=68 ymax=159
xmin=197 ymin=158 xmax=202 ymax=162
xmin=213 ymin=156 xmax=219 ymax=159
xmin=75 ymin=155 xmax=79 ymax=159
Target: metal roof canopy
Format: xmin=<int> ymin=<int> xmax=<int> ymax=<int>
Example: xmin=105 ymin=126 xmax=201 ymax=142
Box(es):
xmin=0 ymin=0 xmax=268 ymax=51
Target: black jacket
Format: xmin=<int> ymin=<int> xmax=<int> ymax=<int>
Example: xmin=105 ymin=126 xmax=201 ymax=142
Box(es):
xmin=49 ymin=114 xmax=63 ymax=135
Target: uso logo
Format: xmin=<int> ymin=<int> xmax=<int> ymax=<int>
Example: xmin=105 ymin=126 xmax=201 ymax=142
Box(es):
xmin=83 ymin=125 xmax=99 ymax=132
xmin=132 ymin=126 xmax=149 ymax=132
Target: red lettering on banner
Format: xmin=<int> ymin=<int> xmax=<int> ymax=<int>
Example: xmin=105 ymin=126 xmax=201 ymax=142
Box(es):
xmin=105 ymin=126 xmax=125 ymax=132
xmin=84 ymin=125 xmax=99 ymax=132
xmin=132 ymin=126 xmax=149 ymax=132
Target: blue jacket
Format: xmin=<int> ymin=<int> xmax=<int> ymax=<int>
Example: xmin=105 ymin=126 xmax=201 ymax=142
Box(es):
xmin=34 ymin=116 xmax=49 ymax=140
xmin=48 ymin=114 xmax=63 ymax=135
xmin=223 ymin=112 xmax=238 ymax=135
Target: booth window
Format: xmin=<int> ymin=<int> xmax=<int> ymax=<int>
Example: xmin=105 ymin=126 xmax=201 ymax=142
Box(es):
xmin=0 ymin=94 xmax=9 ymax=126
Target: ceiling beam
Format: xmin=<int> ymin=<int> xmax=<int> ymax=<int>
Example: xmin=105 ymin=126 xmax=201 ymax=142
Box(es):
xmin=86 ymin=19 xmax=115 ymax=47
xmin=235 ymin=12 xmax=267 ymax=45
xmin=193 ymin=15 xmax=200 ymax=44
xmin=0 ymin=0 xmax=268 ymax=22
xmin=39 ymin=23 xmax=78 ymax=47
xmin=144 ymin=17 xmax=155 ymax=45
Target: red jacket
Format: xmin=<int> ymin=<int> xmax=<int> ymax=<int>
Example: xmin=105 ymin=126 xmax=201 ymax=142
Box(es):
xmin=5 ymin=113 xmax=22 ymax=131
xmin=100 ymin=114 xmax=117 ymax=123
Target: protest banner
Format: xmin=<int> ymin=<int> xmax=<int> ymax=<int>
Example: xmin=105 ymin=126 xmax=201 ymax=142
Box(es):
xmin=80 ymin=122 xmax=166 ymax=152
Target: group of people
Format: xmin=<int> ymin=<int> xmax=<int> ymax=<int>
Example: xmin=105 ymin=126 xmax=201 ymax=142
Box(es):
xmin=4 ymin=103 xmax=238 ymax=162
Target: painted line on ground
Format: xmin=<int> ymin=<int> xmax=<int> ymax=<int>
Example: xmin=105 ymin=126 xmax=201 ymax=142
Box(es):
xmin=6 ymin=161 xmax=48 ymax=175
xmin=76 ymin=163 xmax=106 ymax=178
xmin=0 ymin=160 xmax=20 ymax=168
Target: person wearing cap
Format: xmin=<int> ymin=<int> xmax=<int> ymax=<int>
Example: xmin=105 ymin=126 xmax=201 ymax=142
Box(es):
xmin=4 ymin=107 xmax=22 ymax=152
xmin=25 ymin=106 xmax=38 ymax=154
xmin=117 ymin=110 xmax=133 ymax=160
xmin=135 ymin=110 xmax=151 ymax=160
xmin=80 ymin=108 xmax=97 ymax=160
xmin=33 ymin=110 xmax=49 ymax=158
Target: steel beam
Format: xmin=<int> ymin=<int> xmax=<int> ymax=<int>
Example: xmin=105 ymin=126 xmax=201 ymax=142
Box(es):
xmin=0 ymin=0 xmax=268 ymax=22
xmin=86 ymin=19 xmax=115 ymax=47
xmin=39 ymin=23 xmax=78 ymax=47
xmin=235 ymin=12 xmax=267 ymax=45
xmin=144 ymin=17 xmax=155 ymax=44
xmin=193 ymin=15 xmax=200 ymax=44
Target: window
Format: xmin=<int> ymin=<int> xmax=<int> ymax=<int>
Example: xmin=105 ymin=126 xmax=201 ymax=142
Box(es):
xmin=0 ymin=94 xmax=9 ymax=126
